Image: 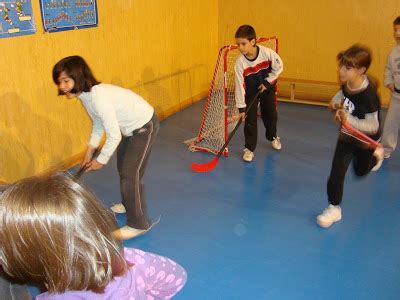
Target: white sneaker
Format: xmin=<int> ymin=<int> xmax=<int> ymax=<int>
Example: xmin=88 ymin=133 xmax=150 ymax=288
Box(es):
xmin=316 ymin=204 xmax=342 ymax=228
xmin=271 ymin=137 xmax=282 ymax=150
xmin=112 ymin=226 xmax=147 ymax=240
xmin=243 ymin=148 xmax=254 ymax=162
xmin=111 ymin=203 xmax=126 ymax=214
xmin=371 ymin=146 xmax=384 ymax=172
xmin=384 ymin=152 xmax=391 ymax=159
xmin=112 ymin=216 xmax=161 ymax=241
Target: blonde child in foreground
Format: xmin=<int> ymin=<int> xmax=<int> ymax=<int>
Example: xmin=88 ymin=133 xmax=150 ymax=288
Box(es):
xmin=0 ymin=173 xmax=186 ymax=299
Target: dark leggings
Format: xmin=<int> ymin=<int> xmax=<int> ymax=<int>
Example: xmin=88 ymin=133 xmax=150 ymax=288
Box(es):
xmin=117 ymin=113 xmax=159 ymax=229
xmin=244 ymin=86 xmax=278 ymax=152
xmin=327 ymin=139 xmax=376 ymax=205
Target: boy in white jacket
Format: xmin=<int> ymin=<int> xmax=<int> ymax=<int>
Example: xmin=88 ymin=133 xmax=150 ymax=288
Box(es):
xmin=379 ymin=16 xmax=400 ymax=161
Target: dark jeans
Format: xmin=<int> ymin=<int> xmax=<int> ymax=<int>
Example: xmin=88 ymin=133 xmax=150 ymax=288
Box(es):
xmin=117 ymin=113 xmax=159 ymax=229
xmin=327 ymin=139 xmax=376 ymax=206
xmin=244 ymin=86 xmax=278 ymax=152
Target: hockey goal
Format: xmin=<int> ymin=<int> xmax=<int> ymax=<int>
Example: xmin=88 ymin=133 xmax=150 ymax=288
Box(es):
xmin=185 ymin=36 xmax=279 ymax=156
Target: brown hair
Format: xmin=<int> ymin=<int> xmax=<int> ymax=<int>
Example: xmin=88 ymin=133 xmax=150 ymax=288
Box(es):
xmin=337 ymin=44 xmax=372 ymax=73
xmin=394 ymin=16 xmax=400 ymax=26
xmin=235 ymin=25 xmax=256 ymax=41
xmin=0 ymin=173 xmax=127 ymax=293
xmin=52 ymin=56 xmax=100 ymax=95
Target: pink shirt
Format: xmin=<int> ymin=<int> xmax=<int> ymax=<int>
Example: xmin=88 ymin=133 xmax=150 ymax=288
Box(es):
xmin=36 ymin=247 xmax=187 ymax=300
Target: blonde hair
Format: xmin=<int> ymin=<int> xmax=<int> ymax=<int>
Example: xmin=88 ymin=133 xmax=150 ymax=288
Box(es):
xmin=0 ymin=173 xmax=127 ymax=293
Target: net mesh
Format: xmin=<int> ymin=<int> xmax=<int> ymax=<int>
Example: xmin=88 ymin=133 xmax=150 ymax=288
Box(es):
xmin=185 ymin=37 xmax=278 ymax=155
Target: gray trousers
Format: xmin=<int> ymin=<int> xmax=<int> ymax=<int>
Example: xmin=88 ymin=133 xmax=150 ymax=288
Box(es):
xmin=381 ymin=96 xmax=400 ymax=156
xmin=117 ymin=113 xmax=159 ymax=229
xmin=0 ymin=274 xmax=31 ymax=300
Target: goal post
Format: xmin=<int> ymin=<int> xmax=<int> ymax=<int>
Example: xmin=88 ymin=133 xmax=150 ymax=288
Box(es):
xmin=185 ymin=36 xmax=279 ymax=156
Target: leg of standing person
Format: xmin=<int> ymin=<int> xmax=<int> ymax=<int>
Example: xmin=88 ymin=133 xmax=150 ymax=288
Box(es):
xmin=352 ymin=146 xmax=376 ymax=176
xmin=327 ymin=140 xmax=353 ymax=206
xmin=259 ymin=86 xmax=281 ymax=150
xmin=317 ymin=140 xmax=353 ymax=228
xmin=115 ymin=114 xmax=159 ymax=238
xmin=242 ymin=94 xmax=259 ymax=161
xmin=381 ymin=96 xmax=400 ymax=158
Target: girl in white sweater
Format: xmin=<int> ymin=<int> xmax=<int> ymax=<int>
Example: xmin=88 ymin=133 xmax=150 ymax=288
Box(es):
xmin=53 ymin=56 xmax=159 ymax=240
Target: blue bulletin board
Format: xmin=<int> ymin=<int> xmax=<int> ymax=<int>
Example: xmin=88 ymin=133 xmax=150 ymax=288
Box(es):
xmin=0 ymin=1 xmax=36 ymax=38
xmin=40 ymin=0 xmax=98 ymax=32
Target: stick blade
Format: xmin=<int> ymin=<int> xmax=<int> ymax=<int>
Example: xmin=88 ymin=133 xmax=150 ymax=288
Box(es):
xmin=191 ymin=157 xmax=219 ymax=173
xmin=341 ymin=122 xmax=381 ymax=150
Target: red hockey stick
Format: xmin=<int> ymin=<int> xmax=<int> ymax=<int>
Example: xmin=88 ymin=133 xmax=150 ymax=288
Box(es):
xmin=341 ymin=121 xmax=381 ymax=149
xmin=191 ymin=90 xmax=261 ymax=172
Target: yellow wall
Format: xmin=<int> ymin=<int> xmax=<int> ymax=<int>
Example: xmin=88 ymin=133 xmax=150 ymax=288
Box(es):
xmin=3 ymin=1 xmax=399 ymax=182
xmin=0 ymin=1 xmax=218 ymax=182
xmin=218 ymin=0 xmax=400 ymax=104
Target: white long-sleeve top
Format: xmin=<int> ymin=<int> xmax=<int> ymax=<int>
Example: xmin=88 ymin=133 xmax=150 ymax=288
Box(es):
xmin=384 ymin=45 xmax=400 ymax=100
xmin=234 ymin=45 xmax=283 ymax=110
xmin=79 ymin=84 xmax=154 ymax=164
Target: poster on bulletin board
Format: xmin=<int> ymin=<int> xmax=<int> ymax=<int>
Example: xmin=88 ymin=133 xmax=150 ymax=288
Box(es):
xmin=0 ymin=1 xmax=36 ymax=38
xmin=40 ymin=0 xmax=98 ymax=32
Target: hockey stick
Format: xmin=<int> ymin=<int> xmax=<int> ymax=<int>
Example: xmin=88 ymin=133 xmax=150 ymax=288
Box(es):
xmin=191 ymin=90 xmax=261 ymax=172
xmin=74 ymin=148 xmax=101 ymax=178
xmin=341 ymin=121 xmax=381 ymax=149
xmin=0 ymin=149 xmax=101 ymax=194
